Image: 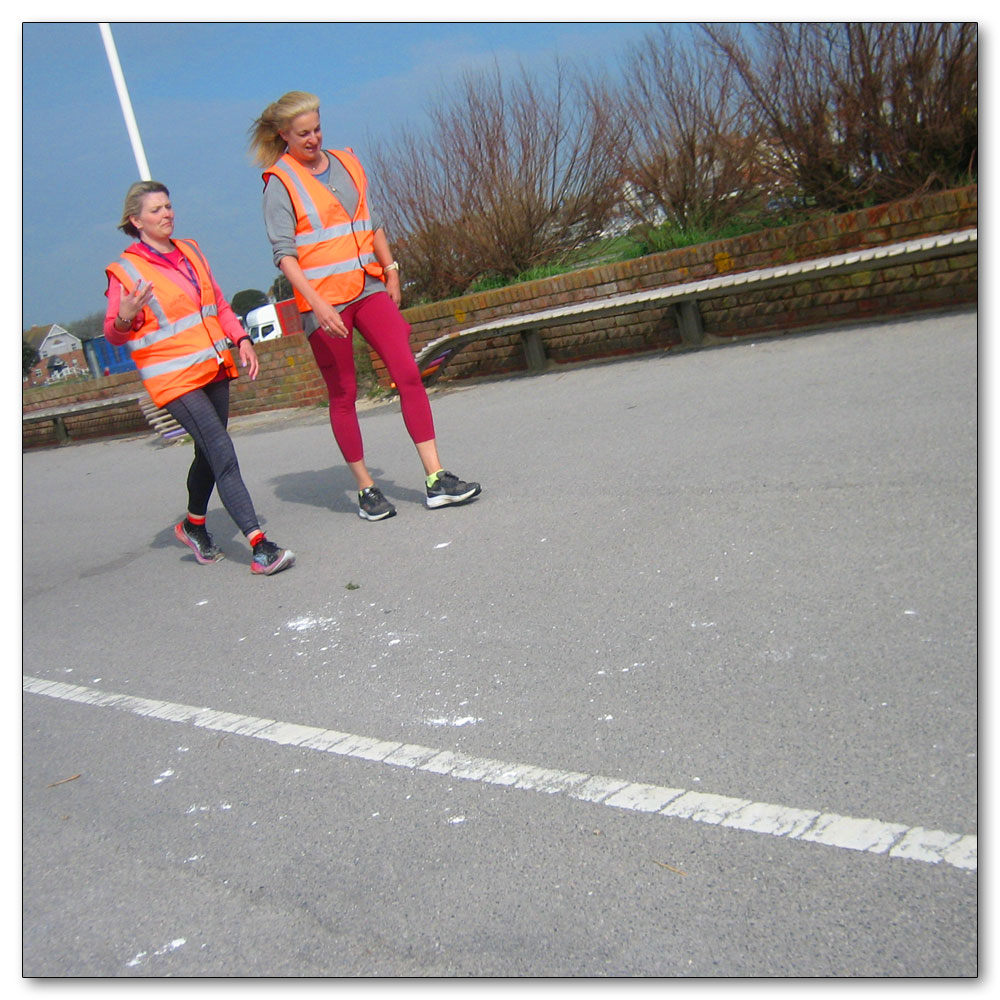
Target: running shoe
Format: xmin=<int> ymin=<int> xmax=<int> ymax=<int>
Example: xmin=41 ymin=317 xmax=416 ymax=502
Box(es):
xmin=358 ymin=485 xmax=396 ymax=521
xmin=425 ymin=471 xmax=482 ymax=508
xmin=175 ymin=519 xmax=223 ymax=564
xmin=251 ymin=537 xmax=295 ymax=575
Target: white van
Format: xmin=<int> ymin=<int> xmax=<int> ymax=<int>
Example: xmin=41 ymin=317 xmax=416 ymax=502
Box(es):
xmin=245 ymin=304 xmax=282 ymax=343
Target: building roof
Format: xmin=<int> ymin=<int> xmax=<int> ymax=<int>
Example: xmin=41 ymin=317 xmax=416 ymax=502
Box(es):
xmin=24 ymin=324 xmax=72 ymax=352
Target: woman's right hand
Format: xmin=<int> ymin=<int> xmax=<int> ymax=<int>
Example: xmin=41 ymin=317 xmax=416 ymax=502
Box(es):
xmin=119 ymin=279 xmax=154 ymax=323
xmin=277 ymin=255 xmax=349 ymax=337
xmin=312 ymin=298 xmax=350 ymax=338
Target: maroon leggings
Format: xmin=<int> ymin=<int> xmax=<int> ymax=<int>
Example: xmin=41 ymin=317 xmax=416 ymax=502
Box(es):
xmin=307 ymin=291 xmax=435 ymax=463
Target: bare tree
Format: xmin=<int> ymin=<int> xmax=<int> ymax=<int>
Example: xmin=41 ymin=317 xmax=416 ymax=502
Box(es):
xmin=702 ymin=22 xmax=978 ymax=212
xmin=64 ymin=311 xmax=105 ymax=342
xmin=369 ymin=59 xmax=630 ymax=302
xmin=838 ymin=23 xmax=978 ymax=200
xmin=620 ymin=26 xmax=764 ymax=231
xmin=368 ymin=24 xmax=976 ymax=305
xmin=369 ymin=128 xmax=481 ymax=303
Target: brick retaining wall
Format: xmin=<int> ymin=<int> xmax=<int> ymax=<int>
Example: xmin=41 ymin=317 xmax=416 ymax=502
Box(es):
xmin=22 ymin=333 xmax=328 ymax=450
xmin=380 ymin=185 xmax=977 ymax=386
xmin=23 ymin=185 xmax=977 ymax=448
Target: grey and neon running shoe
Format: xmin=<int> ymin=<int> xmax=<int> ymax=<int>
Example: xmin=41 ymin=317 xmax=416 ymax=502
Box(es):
xmin=425 ymin=471 xmax=482 ymax=509
xmin=358 ymin=485 xmax=396 ymax=521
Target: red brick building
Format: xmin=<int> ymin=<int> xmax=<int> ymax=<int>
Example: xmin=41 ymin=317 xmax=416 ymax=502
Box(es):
xmin=23 ymin=324 xmax=91 ymax=387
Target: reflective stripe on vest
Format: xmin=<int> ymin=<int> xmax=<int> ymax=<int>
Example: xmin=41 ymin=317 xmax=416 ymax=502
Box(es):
xmin=136 ymin=342 xmax=233 ymax=381
xmin=303 ymin=250 xmax=379 ymax=283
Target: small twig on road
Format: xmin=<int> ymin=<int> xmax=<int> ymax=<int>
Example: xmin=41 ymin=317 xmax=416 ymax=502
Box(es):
xmin=46 ymin=774 xmax=80 ymax=788
xmin=652 ymin=859 xmax=687 ymax=876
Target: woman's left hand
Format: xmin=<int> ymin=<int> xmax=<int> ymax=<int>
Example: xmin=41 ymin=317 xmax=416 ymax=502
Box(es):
xmin=385 ymin=270 xmax=402 ymax=306
xmin=238 ymin=338 xmax=260 ymax=380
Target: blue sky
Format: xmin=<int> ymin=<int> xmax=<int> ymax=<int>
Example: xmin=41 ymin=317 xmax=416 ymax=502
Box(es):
xmin=20 ymin=19 xmax=666 ymax=330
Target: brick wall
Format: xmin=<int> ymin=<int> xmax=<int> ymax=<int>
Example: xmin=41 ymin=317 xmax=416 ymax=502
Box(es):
xmin=21 ymin=370 xmax=148 ymax=449
xmin=22 ymin=333 xmax=328 ymax=450
xmin=226 ymin=333 xmax=328 ymax=416
xmin=23 ymin=185 xmax=977 ymax=448
xmin=379 ymin=185 xmax=977 ymax=385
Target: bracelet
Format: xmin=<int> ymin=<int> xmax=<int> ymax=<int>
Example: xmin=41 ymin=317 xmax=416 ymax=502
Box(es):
xmin=383 ymin=261 xmax=400 ymax=273
xmin=115 ymin=314 xmax=131 ymax=328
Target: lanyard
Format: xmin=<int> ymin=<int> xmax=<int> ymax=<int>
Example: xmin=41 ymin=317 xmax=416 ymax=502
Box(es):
xmin=142 ymin=242 xmax=201 ymax=299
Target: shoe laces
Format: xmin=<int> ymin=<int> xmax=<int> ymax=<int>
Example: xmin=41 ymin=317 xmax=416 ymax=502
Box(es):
xmin=254 ymin=538 xmax=279 ymax=557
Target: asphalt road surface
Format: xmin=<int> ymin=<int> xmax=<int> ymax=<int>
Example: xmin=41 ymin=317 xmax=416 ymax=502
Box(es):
xmin=22 ymin=310 xmax=977 ymax=977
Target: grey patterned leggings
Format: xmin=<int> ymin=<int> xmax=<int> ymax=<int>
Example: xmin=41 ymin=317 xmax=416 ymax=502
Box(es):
xmin=164 ymin=378 xmax=261 ymax=537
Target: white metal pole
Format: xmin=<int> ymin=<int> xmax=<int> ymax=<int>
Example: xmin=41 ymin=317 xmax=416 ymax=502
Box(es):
xmin=98 ymin=22 xmax=151 ymax=180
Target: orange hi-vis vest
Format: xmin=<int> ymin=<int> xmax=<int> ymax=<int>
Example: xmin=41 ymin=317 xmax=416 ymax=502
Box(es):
xmin=263 ymin=148 xmax=385 ymax=312
xmin=106 ymin=239 xmax=238 ymax=408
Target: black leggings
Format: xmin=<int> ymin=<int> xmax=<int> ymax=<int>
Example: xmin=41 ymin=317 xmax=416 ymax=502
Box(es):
xmin=164 ymin=379 xmax=260 ymax=537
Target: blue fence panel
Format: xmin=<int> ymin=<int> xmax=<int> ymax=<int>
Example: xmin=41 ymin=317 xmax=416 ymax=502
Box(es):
xmin=88 ymin=337 xmax=136 ymax=376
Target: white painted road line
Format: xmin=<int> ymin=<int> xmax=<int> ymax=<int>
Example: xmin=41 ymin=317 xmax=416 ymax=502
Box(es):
xmin=23 ymin=675 xmax=977 ymax=872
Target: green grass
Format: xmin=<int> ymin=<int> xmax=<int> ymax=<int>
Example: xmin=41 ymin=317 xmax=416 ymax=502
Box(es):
xmin=461 ymin=212 xmax=812 ymax=296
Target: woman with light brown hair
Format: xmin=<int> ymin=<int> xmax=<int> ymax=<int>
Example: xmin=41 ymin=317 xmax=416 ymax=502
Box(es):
xmin=105 ymin=180 xmax=295 ymax=575
xmin=249 ymin=91 xmax=481 ymax=521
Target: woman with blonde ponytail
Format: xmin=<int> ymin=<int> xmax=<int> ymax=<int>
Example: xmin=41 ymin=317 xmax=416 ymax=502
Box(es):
xmin=250 ymin=91 xmax=481 ymax=522
xmin=249 ymin=91 xmax=320 ymax=171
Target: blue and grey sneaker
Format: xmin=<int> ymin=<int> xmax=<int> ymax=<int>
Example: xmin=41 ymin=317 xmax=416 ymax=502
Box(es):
xmin=358 ymin=485 xmax=396 ymax=521
xmin=425 ymin=470 xmax=482 ymax=508
xmin=175 ymin=518 xmax=223 ymax=564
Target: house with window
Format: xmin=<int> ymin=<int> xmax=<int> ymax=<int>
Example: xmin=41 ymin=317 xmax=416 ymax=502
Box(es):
xmin=23 ymin=324 xmax=91 ymax=387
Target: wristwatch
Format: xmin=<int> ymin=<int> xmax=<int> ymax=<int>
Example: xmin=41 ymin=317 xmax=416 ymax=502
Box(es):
xmin=384 ymin=261 xmax=400 ymax=273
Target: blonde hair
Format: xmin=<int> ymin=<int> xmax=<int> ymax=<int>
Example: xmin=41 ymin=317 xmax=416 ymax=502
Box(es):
xmin=248 ymin=90 xmax=321 ymax=168
xmin=118 ymin=180 xmax=170 ymax=238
